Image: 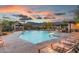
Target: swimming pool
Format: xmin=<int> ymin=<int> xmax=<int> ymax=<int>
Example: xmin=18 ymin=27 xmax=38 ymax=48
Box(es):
xmin=19 ymin=31 xmax=59 ymax=44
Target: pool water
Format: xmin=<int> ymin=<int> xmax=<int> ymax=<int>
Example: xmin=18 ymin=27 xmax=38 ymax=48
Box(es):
xmin=19 ymin=31 xmax=59 ymax=44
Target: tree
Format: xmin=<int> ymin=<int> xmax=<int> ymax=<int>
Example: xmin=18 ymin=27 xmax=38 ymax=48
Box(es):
xmin=74 ymin=6 xmax=79 ymax=23
xmin=1 ymin=20 xmax=15 ymax=32
xmin=61 ymin=20 xmax=68 ymax=32
xmin=61 ymin=20 xmax=68 ymax=27
xmin=46 ymin=22 xmax=53 ymax=30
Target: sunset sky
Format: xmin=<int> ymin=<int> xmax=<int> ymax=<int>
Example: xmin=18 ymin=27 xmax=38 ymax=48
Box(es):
xmin=27 ymin=5 xmax=77 ymax=19
xmin=0 ymin=5 xmax=77 ymax=13
xmin=0 ymin=5 xmax=78 ymax=21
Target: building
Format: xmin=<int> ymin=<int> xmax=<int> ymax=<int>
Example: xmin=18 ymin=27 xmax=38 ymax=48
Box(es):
xmin=13 ymin=21 xmax=24 ymax=31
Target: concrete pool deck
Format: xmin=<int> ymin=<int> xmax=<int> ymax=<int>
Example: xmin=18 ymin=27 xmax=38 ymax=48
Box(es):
xmin=0 ymin=31 xmax=63 ymax=53
xmin=0 ymin=31 xmax=79 ymax=53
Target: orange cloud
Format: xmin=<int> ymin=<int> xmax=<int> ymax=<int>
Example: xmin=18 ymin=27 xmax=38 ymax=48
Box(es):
xmin=0 ymin=5 xmax=55 ymax=20
xmin=0 ymin=5 xmax=35 ymax=19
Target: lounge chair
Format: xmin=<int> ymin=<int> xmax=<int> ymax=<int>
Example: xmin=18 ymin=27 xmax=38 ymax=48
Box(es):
xmin=66 ymin=38 xmax=79 ymax=44
xmin=51 ymin=42 xmax=70 ymax=53
xmin=60 ymin=40 xmax=75 ymax=46
xmin=70 ymin=43 xmax=79 ymax=53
